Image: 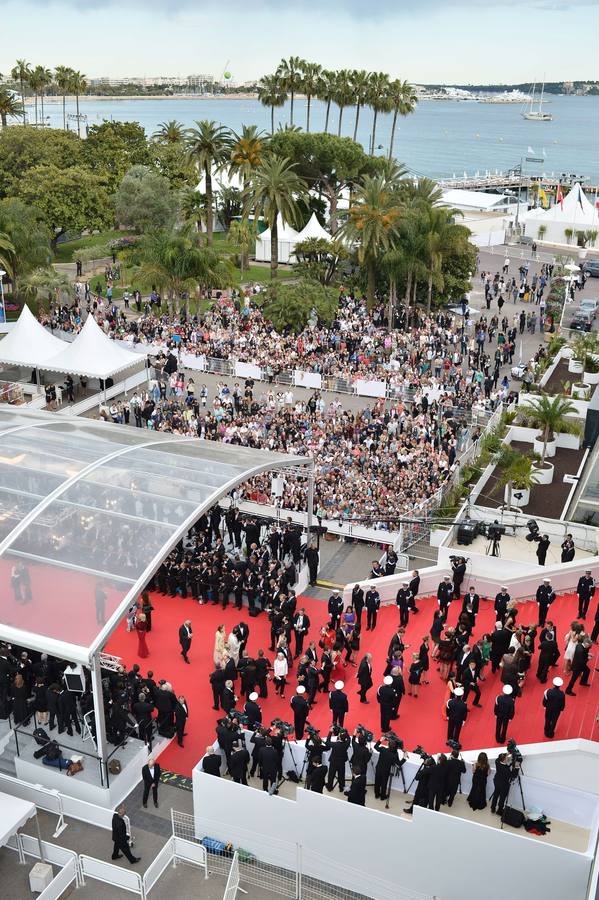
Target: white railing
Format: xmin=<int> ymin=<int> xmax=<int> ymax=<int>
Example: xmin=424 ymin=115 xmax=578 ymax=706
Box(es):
xmin=79 ymin=854 xmax=144 ymax=895
xmin=171 ymin=836 xmax=209 ymax=878
xmin=38 ymin=857 xmax=78 ymax=900
xmin=0 ymin=771 xmax=67 ymax=837
xmin=222 ymin=850 xmax=240 ymax=900
xmin=19 ymin=832 xmax=78 ymax=869
xmin=143 ymin=837 xmax=175 ymax=894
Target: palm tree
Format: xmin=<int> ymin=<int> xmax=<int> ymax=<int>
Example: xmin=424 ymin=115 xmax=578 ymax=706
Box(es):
xmin=32 ymin=66 xmax=52 ymax=125
xmin=244 ymin=154 xmax=308 ymax=278
xmin=494 ymin=446 xmax=539 ymax=509
xmin=229 ymin=219 xmax=254 ymax=277
xmin=10 ymin=59 xmax=31 ymax=125
xmin=0 ymin=87 xmax=24 ymax=128
xmin=318 ymin=70 xmax=337 ymax=134
xmin=230 ymin=125 xmax=266 ymax=186
xmin=185 ymin=120 xmax=232 ymax=245
xmin=387 ymin=79 xmax=417 ymax=160
xmin=152 ymin=120 xmax=185 ymax=144
xmin=301 ymin=62 xmax=322 ymax=132
xmin=334 ymin=70 xmax=353 ymax=137
xmin=179 ymin=187 xmax=206 ymax=232
xmin=27 ymin=67 xmax=42 ymax=125
xmin=350 ymin=69 xmax=371 ymax=142
xmin=276 ymin=56 xmax=305 ymax=126
xmin=524 ymin=395 xmax=581 ymax=464
xmin=256 ymin=74 xmax=287 ymax=134
xmin=341 ymin=173 xmax=402 ymax=306
xmin=54 ymin=66 xmax=74 ymax=130
xmin=70 ymin=71 xmax=87 ymax=136
xmin=367 ymin=72 xmax=391 ymax=155
xmin=420 ymin=205 xmax=469 ymax=312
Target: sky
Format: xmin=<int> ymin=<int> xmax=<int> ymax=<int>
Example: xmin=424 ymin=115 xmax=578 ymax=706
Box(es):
xmin=3 ymin=0 xmax=599 ymax=84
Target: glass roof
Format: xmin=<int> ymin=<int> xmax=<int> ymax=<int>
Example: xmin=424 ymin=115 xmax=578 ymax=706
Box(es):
xmin=0 ymin=409 xmax=309 ymax=662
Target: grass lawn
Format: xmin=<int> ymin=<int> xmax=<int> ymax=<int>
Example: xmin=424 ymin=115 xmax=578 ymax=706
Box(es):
xmin=54 ymin=230 xmax=131 ymax=263
xmin=242 ymin=264 xmax=294 ymax=283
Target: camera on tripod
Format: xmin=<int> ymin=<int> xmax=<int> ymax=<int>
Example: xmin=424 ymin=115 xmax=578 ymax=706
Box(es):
xmin=506 ymin=738 xmax=523 ymax=765
xmin=271 ymin=717 xmax=294 ymax=736
xmin=525 ymin=519 xmax=541 ymax=542
xmin=412 ymin=744 xmax=433 ymax=761
xmin=229 ymin=709 xmax=249 ymax=727
xmin=355 ymin=723 xmax=374 ymax=742
xmin=447 ymin=739 xmax=462 ymax=752
xmin=305 ymin=722 xmax=321 ymax=739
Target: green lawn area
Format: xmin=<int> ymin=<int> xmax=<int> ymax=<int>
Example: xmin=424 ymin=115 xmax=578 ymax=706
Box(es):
xmin=54 ymin=230 xmax=130 ymax=263
xmin=242 ymin=265 xmax=295 ymax=283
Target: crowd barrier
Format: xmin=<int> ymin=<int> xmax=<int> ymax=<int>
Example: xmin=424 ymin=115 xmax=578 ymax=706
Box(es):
xmin=143 ymin=838 xmax=175 ymax=895
xmin=80 ymin=854 xmax=144 ymax=894
xmin=0 ymin=771 xmax=67 ymax=837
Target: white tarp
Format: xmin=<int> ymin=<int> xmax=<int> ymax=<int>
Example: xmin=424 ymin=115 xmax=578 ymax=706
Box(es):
xmin=45 ymin=315 xmax=145 ymax=379
xmin=294 ymin=370 xmax=322 ymax=389
xmin=0 ymin=791 xmax=36 ymax=848
xmin=296 ymin=212 xmax=332 ymax=243
xmin=234 ymin=361 xmax=262 ymax=380
xmin=0 ymin=305 xmax=66 ymax=368
xmin=354 ymin=379 xmax=387 ymax=398
xmin=255 ymin=214 xmax=300 ymax=264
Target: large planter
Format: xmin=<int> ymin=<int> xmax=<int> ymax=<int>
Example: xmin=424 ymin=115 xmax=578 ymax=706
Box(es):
xmin=568 ymin=358 xmax=584 ymax=374
xmin=584 ymin=370 xmax=599 ymax=385
xmin=504 ymin=485 xmax=530 ymax=508
xmin=533 ymin=435 xmax=556 ymax=458
xmin=572 ymin=382 xmax=591 ymax=400
xmin=532 ymin=462 xmax=554 ymax=485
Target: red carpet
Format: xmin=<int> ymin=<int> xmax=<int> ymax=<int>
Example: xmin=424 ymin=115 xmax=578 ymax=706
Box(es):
xmin=106 ymin=591 xmax=599 ymax=776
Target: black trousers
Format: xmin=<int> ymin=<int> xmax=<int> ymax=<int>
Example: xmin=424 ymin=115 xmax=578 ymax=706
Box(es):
xmin=331 ymin=710 xmax=346 ymax=727
xmin=495 ymin=716 xmax=509 ymax=744
xmin=464 ymin=683 xmax=481 ymax=705
xmin=380 ymin=707 xmax=392 ymax=733
xmin=399 ymin=608 xmax=409 ymax=627
xmin=212 ymin=686 xmax=221 ymax=709
xmin=447 ymin=719 xmax=463 ymax=743
xmin=308 ymin=562 xmax=318 ymax=584
xmin=366 ymin=609 xmax=377 ymax=630
xmin=374 ymin=767 xmax=391 ymax=799
xmin=592 ymin=620 xmax=599 ymax=643
xmin=294 ymin=632 xmax=305 ymax=657
xmin=544 ymin=710 xmax=560 ymax=738
xmin=490 ymin=786 xmax=509 ymax=814
xmin=578 ymin=596 xmax=591 ymax=618
xmin=567 ymin=666 xmax=590 ymax=693
xmin=262 ymin=772 xmax=276 ymax=792
xmin=538 ymin=603 xmax=549 ymax=625
xmin=327 ymin=760 xmax=346 ymax=791
xmin=112 ymin=838 xmax=135 ymax=862
xmin=142 ymin=781 xmax=158 ymax=805
xmin=358 ymin=684 xmax=369 ymax=702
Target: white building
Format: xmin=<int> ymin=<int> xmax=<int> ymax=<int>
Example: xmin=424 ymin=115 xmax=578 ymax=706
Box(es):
xmin=440 ymin=189 xmax=525 ymax=248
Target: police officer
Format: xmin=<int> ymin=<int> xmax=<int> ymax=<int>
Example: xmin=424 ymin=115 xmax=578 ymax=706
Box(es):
xmin=395 ymin=581 xmax=412 ymax=628
xmin=536 ymin=578 xmax=556 ymax=627
xmin=437 ymin=575 xmax=454 ymax=621
xmin=329 ymin=680 xmax=348 ymax=728
xmin=365 ymin=586 xmax=381 ymax=631
xmin=577 ymin=570 xmax=595 ymax=620
xmin=327 ymin=590 xmax=344 ymax=630
xmin=543 ymin=676 xmax=566 ymax=738
xmin=377 ymin=675 xmax=396 ymax=733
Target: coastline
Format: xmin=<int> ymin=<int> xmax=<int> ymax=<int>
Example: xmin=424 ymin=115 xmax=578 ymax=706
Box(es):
xmin=24 ymin=93 xmax=259 ymax=104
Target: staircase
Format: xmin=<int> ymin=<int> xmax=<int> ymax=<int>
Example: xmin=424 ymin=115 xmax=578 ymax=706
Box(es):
xmin=0 ymin=733 xmax=18 ymax=777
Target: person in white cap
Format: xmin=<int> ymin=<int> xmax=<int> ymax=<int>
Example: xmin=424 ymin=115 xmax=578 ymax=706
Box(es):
xmin=377 ymin=675 xmax=396 ymax=732
xmin=329 ymin=680 xmax=348 ymax=728
xmin=244 ymin=692 xmax=262 ymax=729
xmin=446 ymin=686 xmax=468 ymax=745
xmin=536 ymin=577 xmax=555 ymax=627
xmin=494 ymin=683 xmax=515 ymax=744
xmin=395 ymin=581 xmax=412 ymax=628
xmin=576 ymin=570 xmax=595 ymax=620
xmin=437 ymin=574 xmax=453 ymax=621
xmin=291 ymin=685 xmax=309 ymax=740
xmin=543 ymin=677 xmax=566 ymax=738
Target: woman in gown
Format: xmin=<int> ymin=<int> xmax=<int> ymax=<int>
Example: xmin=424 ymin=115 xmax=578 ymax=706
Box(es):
xmin=468 ymin=752 xmax=490 ymax=810
xmin=136 ymin=612 xmax=149 ymax=659
xmin=213 ymin=624 xmax=226 ymax=666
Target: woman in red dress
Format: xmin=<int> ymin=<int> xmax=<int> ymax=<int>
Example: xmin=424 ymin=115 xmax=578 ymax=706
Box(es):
xmin=136 ymin=612 xmax=149 ymax=659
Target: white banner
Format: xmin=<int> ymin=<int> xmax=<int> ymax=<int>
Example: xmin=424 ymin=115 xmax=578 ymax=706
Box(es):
xmin=354 ymin=379 xmax=387 ymax=398
xmin=235 ymin=361 xmax=263 ymax=380
xmin=294 ymin=370 xmax=322 ymax=389
xmin=180 ymin=352 xmax=206 ymax=371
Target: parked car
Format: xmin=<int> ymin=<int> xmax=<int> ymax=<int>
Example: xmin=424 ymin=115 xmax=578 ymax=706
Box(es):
xmin=578 ymin=298 xmax=599 ymax=319
xmin=583 ymin=260 xmax=599 ymax=277
xmin=570 ymin=309 xmax=593 ymax=332
xmin=515 ymin=235 xmax=534 ymax=246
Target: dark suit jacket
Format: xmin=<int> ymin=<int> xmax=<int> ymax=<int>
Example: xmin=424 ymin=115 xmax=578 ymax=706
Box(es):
xmin=179 ymin=625 xmax=192 ymax=650
xmin=357 ymin=659 xmax=373 ymax=689
xmin=142 ymin=763 xmax=161 ymax=786
xmin=202 ymin=753 xmax=221 ymax=776
xmin=111 ymin=813 xmax=128 ymax=844
xmin=306 ymin=764 xmax=327 ymax=791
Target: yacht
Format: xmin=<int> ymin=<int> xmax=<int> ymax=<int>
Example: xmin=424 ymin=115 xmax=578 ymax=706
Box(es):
xmin=522 ymin=82 xmax=553 ymax=121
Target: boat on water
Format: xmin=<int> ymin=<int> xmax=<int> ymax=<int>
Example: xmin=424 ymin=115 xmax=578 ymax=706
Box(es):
xmin=478 ymin=90 xmax=531 ymax=104
xmin=522 ymin=82 xmax=553 ymax=121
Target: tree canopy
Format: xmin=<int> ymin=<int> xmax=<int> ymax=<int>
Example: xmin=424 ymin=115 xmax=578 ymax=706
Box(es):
xmin=114 ymin=165 xmax=178 ymax=233
xmin=261 ymin=280 xmax=339 ymax=332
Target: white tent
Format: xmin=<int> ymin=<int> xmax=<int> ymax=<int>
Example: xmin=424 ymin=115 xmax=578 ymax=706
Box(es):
xmin=255 ymin=214 xmax=300 ymax=264
xmin=44 ymin=314 xmax=144 ymax=380
xmin=296 ymin=212 xmax=332 ymax=243
xmin=0 ymin=305 xmax=66 ymax=369
xmin=524 ymin=183 xmax=599 ymax=245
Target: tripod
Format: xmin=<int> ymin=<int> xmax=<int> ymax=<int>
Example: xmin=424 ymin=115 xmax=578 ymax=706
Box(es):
xmin=500 ymin=766 xmax=526 ymax=830
xmin=486 ymin=537 xmax=501 ymax=557
xmin=385 ymin=760 xmax=407 ymax=810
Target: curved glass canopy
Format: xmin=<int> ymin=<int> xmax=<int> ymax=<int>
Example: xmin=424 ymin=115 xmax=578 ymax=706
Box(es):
xmin=0 ymin=409 xmax=311 ymax=663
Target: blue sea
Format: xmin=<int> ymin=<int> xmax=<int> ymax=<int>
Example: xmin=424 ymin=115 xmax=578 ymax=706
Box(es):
xmin=35 ymin=93 xmax=599 ymax=182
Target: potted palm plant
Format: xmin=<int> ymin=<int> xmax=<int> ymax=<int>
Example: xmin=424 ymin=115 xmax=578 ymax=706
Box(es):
xmin=494 ymin=446 xmax=539 ymax=509
xmin=524 ymin=394 xmax=581 ymax=484
xmin=537 ymin=224 xmax=547 ymax=242
xmin=564 ymin=228 xmax=574 ymax=245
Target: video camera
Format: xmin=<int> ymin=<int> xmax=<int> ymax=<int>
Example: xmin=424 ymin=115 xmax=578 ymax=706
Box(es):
xmin=382 ymin=730 xmax=403 ymax=749
xmin=271 ymin=717 xmax=294 ymax=736
xmin=506 ymin=738 xmax=523 ymax=766
xmin=330 ymin=724 xmax=349 ymax=739
xmin=525 ymin=519 xmax=541 ymax=543
xmin=447 ymin=739 xmax=462 ymax=753
xmin=413 ymin=744 xmax=433 ymax=761
xmin=449 ymin=555 xmax=468 ymax=565
xmin=355 ymin=723 xmax=374 ymax=743
xmin=484 ymin=523 xmax=506 ymax=541
xmin=228 ymin=709 xmax=250 ymax=727
xmin=305 ymin=722 xmax=321 ymax=740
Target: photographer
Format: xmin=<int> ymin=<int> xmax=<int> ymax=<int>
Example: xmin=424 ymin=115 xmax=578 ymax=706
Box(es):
xmin=561 ymin=534 xmax=575 ymax=564
xmin=536 ymin=534 xmax=550 ymax=566
xmin=404 ymin=756 xmax=434 ymax=814
xmin=351 ymin=726 xmax=373 ymax=774
xmin=325 ymin=726 xmax=350 ymax=793
xmin=305 ymin=725 xmax=324 ymax=776
xmin=346 ymin=765 xmax=367 ymax=806
xmin=451 ymin=557 xmax=467 ymax=600
xmin=374 ymin=735 xmax=404 ymax=800
xmin=305 ymin=755 xmax=327 ymax=793
xmin=490 ymin=751 xmax=518 ymax=816
xmin=444 ymin=748 xmax=466 ymax=807
xmin=229 ymin=740 xmax=250 ymax=785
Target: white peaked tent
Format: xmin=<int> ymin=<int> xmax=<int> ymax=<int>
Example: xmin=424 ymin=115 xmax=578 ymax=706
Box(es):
xmin=296 ymin=212 xmax=332 ymax=243
xmin=524 ymin=183 xmax=599 ymax=244
xmin=0 ymin=305 xmax=66 ymax=368
xmin=44 ymin=314 xmax=145 ymax=380
xmin=255 ymin=214 xmax=300 ymax=264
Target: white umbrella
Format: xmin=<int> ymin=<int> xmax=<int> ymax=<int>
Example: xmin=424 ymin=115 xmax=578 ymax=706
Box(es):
xmin=565 ymin=263 xmax=580 ymax=272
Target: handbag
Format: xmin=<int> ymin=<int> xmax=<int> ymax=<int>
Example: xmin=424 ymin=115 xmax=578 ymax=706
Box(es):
xmin=109 ymin=759 xmax=122 ymax=775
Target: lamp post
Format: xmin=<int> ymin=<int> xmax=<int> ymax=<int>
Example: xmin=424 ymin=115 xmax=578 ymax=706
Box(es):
xmin=0 ymin=269 xmax=6 ymax=324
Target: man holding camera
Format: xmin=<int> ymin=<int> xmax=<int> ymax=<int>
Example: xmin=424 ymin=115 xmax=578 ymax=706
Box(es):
xmin=490 ymin=751 xmax=518 ymax=816
xmin=536 ymin=578 xmax=556 ymax=627
xmin=536 ymin=534 xmax=551 ymax=566
xmin=373 ymin=734 xmax=404 ymax=800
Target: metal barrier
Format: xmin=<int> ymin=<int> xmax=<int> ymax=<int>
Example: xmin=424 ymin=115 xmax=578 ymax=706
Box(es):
xmin=37 ymin=857 xmax=79 ymax=900
xmin=79 ymin=854 xmax=144 ymax=895
xmin=171 ymin=836 xmax=209 ymax=878
xmin=0 ymin=771 xmax=67 ymax=837
xmin=6 ymin=834 xmax=81 ymax=895
xmin=143 ymin=837 xmax=175 ymax=894
xmin=222 ymin=851 xmax=240 ymax=900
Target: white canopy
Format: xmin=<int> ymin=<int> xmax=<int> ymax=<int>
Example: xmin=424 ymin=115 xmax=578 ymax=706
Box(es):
xmin=0 ymin=792 xmax=36 ymax=848
xmin=45 ymin=315 xmax=144 ymax=379
xmin=296 ymin=212 xmax=332 ymax=242
xmin=524 ymin=183 xmax=599 ymax=243
xmin=0 ymin=305 xmax=66 ymax=369
xmin=257 ymin=213 xmax=300 ymax=244
xmin=255 ymin=214 xmax=300 ymax=264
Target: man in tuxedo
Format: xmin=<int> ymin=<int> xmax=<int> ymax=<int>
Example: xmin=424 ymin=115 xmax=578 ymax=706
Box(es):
xmin=357 ymin=653 xmax=373 ymax=703
xmin=111 ymin=805 xmax=140 ymax=863
xmin=494 ymin=684 xmax=515 ymax=744
xmin=202 ymin=745 xmax=222 ymax=776
xmin=179 ymin=620 xmax=192 ymax=663
xmin=346 ymin=766 xmax=367 ymax=806
xmin=141 ymin=756 xmax=161 ymax=808
xmin=229 ymin=741 xmax=250 ymax=785
xmin=292 ymin=608 xmax=311 ymax=658
xmin=258 ymin=738 xmax=280 ymax=793
xmin=446 ymin=686 xmax=468 ymax=743
xmin=306 ymin=756 xmax=327 ymax=793
xmin=462 ymin=586 xmax=480 ymax=625
xmin=329 ymin=681 xmax=348 ymax=727
xmin=221 ymin=680 xmax=236 ymax=714
xmin=377 ymin=675 xmax=396 ymax=733
xmin=462 ymin=659 xmax=482 ymax=707
xmin=577 ymin=570 xmax=595 ymax=620
xmin=566 ymin=637 xmax=592 ymax=695
xmin=174 ymin=694 xmax=188 ymax=748
xmin=543 ymin=677 xmax=566 ymax=738
xmin=494 ymin=587 xmax=510 ymax=625
xmin=290 ymin=685 xmax=310 ymax=740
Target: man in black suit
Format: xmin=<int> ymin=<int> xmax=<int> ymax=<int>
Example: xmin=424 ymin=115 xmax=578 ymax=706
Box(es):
xmin=494 ymin=684 xmax=515 ymax=743
xmin=202 ymin=746 xmax=221 ymax=776
xmin=566 ymin=637 xmax=592 ymax=695
xmin=357 ymin=653 xmax=373 ymax=703
xmin=326 ymin=727 xmax=350 ymax=793
xmin=537 ymin=628 xmax=558 ymax=683
xmin=536 ymin=534 xmax=550 ymax=566
xmin=244 ymin=692 xmax=262 ymax=728
xmin=292 ymin=609 xmax=310 ymax=659
xmin=490 ymin=622 xmax=511 ymax=673
xmin=290 ymin=685 xmax=309 ymax=740
xmin=494 ymin=587 xmax=510 ymax=625
xmin=577 ymin=570 xmax=595 ymax=620
xmin=258 ymin=738 xmax=280 ymax=793
xmin=543 ymin=677 xmax=566 ymax=738
xmin=373 ymin=737 xmax=403 ymax=801
xmin=462 ymin=659 xmax=482 ymax=707
xmin=209 ymin=665 xmax=225 ymax=711
xmin=408 ymin=570 xmax=420 ymax=613
xmin=346 ymin=766 xmax=367 ymax=805
xmin=329 ymin=681 xmax=348 ymax=727
xmin=327 ymin=591 xmax=344 ymax=630
xmin=174 ymin=694 xmax=188 ymax=748
xmin=221 ymin=680 xmax=236 ymax=714
xmin=305 ymin=541 xmax=319 ymax=586
xmin=306 ymin=756 xmax=327 ymax=793
xmin=437 ymin=575 xmax=453 ymax=621
xmin=377 ymin=676 xmax=396 ymax=733
xmin=446 ymin=686 xmax=468 ymax=743
xmin=132 ymin=691 xmax=155 ymax=751
xmin=111 ymin=805 xmax=139 ymax=863
xmin=365 ymin=587 xmax=380 ymax=631
xmin=229 ymin=741 xmax=250 ymax=785
xmin=536 ymin=579 xmax=555 ymax=627
xmin=141 ymin=757 xmax=161 ymax=808
xmin=462 ymin=586 xmax=480 ymax=625
xmin=179 ymin=620 xmax=192 ymax=663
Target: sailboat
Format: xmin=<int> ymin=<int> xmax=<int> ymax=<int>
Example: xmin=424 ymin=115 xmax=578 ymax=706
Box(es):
xmin=522 ymin=81 xmax=553 ymax=121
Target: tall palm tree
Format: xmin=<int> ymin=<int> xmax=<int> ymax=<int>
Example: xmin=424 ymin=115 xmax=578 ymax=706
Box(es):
xmin=10 ymin=59 xmax=31 ymax=125
xmin=244 ymin=154 xmax=308 ymax=278
xmin=301 ymin=61 xmax=322 ymax=132
xmin=152 ymin=120 xmax=185 ymax=144
xmin=420 ymin=205 xmax=469 ymax=312
xmin=341 ymin=173 xmax=402 ymax=306
xmin=276 ymin=56 xmax=305 ymax=126
xmin=229 ymin=219 xmax=254 ymax=277
xmin=179 ymin=186 xmax=206 ymax=232
xmin=32 ymin=66 xmax=52 ymax=125
xmin=350 ymin=69 xmax=371 ymax=142
xmin=334 ymin=70 xmax=353 ymax=137
xmin=27 ymin=67 xmax=42 ymax=125
xmin=70 ymin=70 xmax=87 ymax=137
xmin=367 ymin=72 xmax=391 ymax=155
xmin=387 ymin=79 xmax=417 ymax=160
xmin=230 ymin=125 xmax=266 ymax=186
xmin=317 ymin=70 xmax=337 ymax=134
xmin=256 ymin=74 xmax=287 ymax=134
xmin=0 ymin=87 xmax=24 ymax=128
xmin=185 ymin=120 xmax=232 ymax=245
xmin=54 ymin=66 xmax=74 ymax=130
